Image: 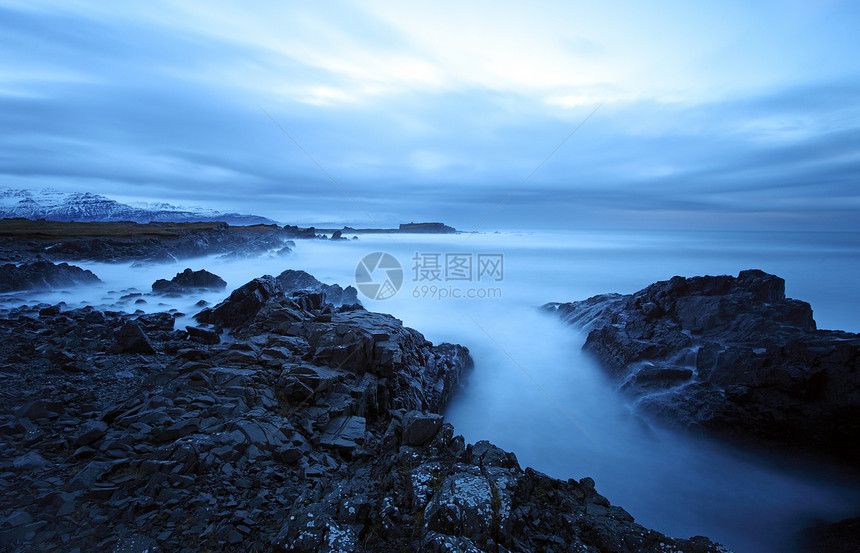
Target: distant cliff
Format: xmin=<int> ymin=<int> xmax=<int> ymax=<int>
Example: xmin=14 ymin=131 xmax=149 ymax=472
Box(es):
xmin=0 ymin=187 xmax=276 ymax=226
xmin=398 ymin=222 xmax=457 ymax=233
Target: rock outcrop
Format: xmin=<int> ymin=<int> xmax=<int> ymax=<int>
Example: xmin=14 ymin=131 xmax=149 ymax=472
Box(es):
xmin=152 ymin=268 xmax=227 ymax=294
xmin=0 ymin=275 xmax=726 ymax=552
xmin=544 ymin=269 xmax=860 ymax=464
xmin=0 ymin=261 xmax=100 ymax=293
xmin=275 ymin=269 xmax=360 ymax=307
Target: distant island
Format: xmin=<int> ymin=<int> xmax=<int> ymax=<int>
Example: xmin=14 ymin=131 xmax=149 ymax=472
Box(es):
xmin=306 ymin=221 xmax=457 ymax=235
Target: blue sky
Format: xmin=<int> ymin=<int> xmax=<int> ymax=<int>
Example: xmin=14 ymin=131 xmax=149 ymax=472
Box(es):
xmin=1 ymin=0 xmax=858 ymax=230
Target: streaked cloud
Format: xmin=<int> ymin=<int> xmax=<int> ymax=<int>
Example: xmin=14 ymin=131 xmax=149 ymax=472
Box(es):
xmin=0 ymin=0 xmax=858 ymax=230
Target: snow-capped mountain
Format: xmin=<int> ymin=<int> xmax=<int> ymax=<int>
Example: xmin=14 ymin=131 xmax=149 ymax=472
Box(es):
xmin=0 ymin=188 xmax=278 ymax=226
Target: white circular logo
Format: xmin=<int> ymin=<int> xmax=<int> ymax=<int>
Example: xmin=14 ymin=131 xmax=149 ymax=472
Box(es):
xmin=355 ymin=252 xmax=403 ymax=300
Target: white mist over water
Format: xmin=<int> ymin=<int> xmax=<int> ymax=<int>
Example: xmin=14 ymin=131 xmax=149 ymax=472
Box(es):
xmin=4 ymin=230 xmax=860 ymax=552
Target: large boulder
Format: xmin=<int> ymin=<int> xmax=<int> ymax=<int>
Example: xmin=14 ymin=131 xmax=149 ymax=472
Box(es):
xmin=151 ymin=268 xmax=226 ymax=294
xmin=275 ymin=269 xmax=360 ymax=307
xmin=544 ymin=269 xmax=860 ymax=464
xmin=194 ymin=275 xmax=283 ymax=328
xmin=109 ymin=320 xmax=156 ymax=354
xmin=0 ymin=261 xmax=100 ymax=292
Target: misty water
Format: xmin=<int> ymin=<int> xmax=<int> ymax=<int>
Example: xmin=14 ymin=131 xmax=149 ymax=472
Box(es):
xmin=4 ymin=229 xmax=860 ymax=553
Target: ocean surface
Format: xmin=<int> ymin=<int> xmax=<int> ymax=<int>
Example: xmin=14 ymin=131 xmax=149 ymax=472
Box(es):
xmin=4 ymin=229 xmax=860 ymax=553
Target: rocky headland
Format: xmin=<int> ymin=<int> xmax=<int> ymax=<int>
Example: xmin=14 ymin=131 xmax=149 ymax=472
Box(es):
xmin=152 ymin=269 xmax=228 ymax=295
xmin=0 ymin=219 xmax=293 ymax=264
xmin=0 ymin=261 xmax=101 ymax=293
xmin=0 ymin=272 xmax=727 ymax=552
xmin=543 ymin=269 xmax=860 ymax=466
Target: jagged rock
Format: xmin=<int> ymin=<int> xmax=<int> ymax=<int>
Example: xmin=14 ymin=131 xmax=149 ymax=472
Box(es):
xmin=319 ymin=416 xmax=367 ymax=451
xmin=282 ymin=225 xmax=318 ymax=239
xmin=275 ymin=269 xmax=360 ymax=307
xmin=424 ymin=470 xmax=494 ymax=537
xmin=14 ymin=399 xmax=53 ymax=420
xmin=152 ymin=268 xmax=227 ymax=294
xmin=12 ymin=451 xmax=48 ymax=470
xmin=110 ymin=320 xmax=156 ymax=354
xmin=65 ymin=460 xmax=114 ymax=491
xmin=185 ymin=325 xmax=220 ymax=345
xmin=401 ymin=411 xmax=443 ymax=446
xmin=195 ymin=276 xmax=283 ymax=328
xmin=0 ymin=260 xmax=100 ymax=292
xmin=545 ymin=269 xmax=860 ymax=464
xmin=74 ymin=420 xmax=108 ymax=447
xmin=136 ymin=312 xmax=175 ymax=332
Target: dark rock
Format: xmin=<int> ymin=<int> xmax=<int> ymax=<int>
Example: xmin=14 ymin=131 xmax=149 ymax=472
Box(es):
xmin=185 ymin=325 xmax=220 ymax=345
xmin=545 ymin=269 xmax=860 ymax=464
xmin=136 ymin=312 xmax=175 ymax=332
xmin=113 ymin=533 xmax=161 ymax=553
xmin=13 ymin=451 xmax=48 ymax=470
xmin=110 ymin=320 xmax=156 ymax=354
xmin=275 ymin=269 xmax=360 ymax=307
xmin=39 ymin=304 xmax=61 ymax=317
xmin=66 ymin=460 xmax=113 ymax=491
xmin=195 ymin=276 xmax=283 ymax=328
xmin=802 ymin=515 xmax=860 ymax=553
xmin=282 ymin=224 xmax=318 ymax=239
xmin=15 ymin=399 xmax=52 ymax=420
xmin=152 ymin=268 xmax=227 ymax=294
xmin=319 ymin=416 xmax=367 ymax=452
xmin=401 ymin=411 xmax=443 ymax=446
xmin=0 ymin=260 xmax=100 ymax=292
xmin=0 ymin=510 xmax=32 ymax=528
xmin=74 ymin=420 xmax=108 ymax=447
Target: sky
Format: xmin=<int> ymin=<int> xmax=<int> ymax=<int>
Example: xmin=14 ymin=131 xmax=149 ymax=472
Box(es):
xmin=1 ymin=0 xmax=858 ymax=230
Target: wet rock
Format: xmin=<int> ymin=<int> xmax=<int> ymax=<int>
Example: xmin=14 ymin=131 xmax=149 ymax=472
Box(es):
xmin=320 ymin=416 xmax=366 ymax=452
xmin=0 ymin=260 xmax=100 ymax=293
xmin=13 ymin=451 xmax=49 ymax=470
xmin=195 ymin=276 xmax=283 ymax=328
xmin=110 ymin=320 xmax=156 ymax=354
xmin=152 ymin=268 xmax=227 ymax=294
xmin=401 ymin=411 xmax=443 ymax=446
xmin=136 ymin=312 xmax=175 ymax=332
xmin=74 ymin=420 xmax=108 ymax=447
xmin=275 ymin=269 xmax=360 ymax=307
xmin=185 ymin=325 xmax=220 ymax=345
xmin=545 ymin=269 xmax=860 ymax=464
xmin=66 ymin=460 xmax=113 ymax=491
xmin=15 ymin=399 xmax=53 ymax=420
xmin=424 ymin=471 xmax=493 ymax=536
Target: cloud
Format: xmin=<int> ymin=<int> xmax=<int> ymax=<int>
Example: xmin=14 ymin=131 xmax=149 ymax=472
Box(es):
xmin=0 ymin=0 xmax=858 ymax=230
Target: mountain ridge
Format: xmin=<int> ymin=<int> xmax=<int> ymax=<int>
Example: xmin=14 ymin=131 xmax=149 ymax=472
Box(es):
xmin=0 ymin=187 xmax=277 ymax=226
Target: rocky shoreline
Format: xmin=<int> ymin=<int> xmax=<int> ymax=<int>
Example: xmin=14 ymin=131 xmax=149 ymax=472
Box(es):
xmin=543 ymin=269 xmax=860 ymax=466
xmin=0 ymin=268 xmax=728 ymax=552
xmin=0 ymin=219 xmax=293 ymax=264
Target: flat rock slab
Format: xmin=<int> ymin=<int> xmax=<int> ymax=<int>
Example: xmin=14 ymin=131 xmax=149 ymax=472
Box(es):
xmin=320 ymin=416 xmax=366 ymax=451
